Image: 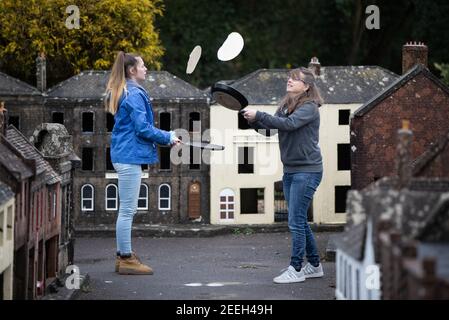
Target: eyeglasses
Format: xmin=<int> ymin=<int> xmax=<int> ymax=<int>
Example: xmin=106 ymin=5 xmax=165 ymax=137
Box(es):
xmin=288 ymin=77 xmax=306 ymax=84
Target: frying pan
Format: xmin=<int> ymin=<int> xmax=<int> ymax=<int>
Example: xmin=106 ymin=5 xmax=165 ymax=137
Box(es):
xmin=211 ymin=82 xmax=248 ymax=111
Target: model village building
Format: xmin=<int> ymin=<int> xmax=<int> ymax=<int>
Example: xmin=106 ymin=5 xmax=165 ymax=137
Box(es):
xmin=351 ymin=42 xmax=449 ymax=189
xmin=0 ymin=180 xmax=15 ymax=300
xmin=335 ymin=124 xmax=449 ymax=300
xmin=0 ymin=124 xmax=79 ymax=299
xmin=0 ymin=68 xmax=79 ymax=299
xmin=336 ymin=42 xmax=449 ymax=300
xmin=209 ymin=61 xmax=397 ymax=225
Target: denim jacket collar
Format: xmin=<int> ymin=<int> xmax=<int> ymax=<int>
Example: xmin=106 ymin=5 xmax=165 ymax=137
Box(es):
xmin=126 ymin=78 xmax=145 ymax=91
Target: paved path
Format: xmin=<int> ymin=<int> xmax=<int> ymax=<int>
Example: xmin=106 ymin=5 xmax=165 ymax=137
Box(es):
xmin=74 ymin=232 xmax=337 ymax=300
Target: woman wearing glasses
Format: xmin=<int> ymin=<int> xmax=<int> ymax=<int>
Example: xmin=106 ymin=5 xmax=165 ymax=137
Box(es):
xmin=241 ymin=67 xmax=324 ymax=284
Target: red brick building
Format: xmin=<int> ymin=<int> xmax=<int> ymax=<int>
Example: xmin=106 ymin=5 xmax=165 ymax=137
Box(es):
xmin=350 ymin=42 xmax=449 ymax=189
xmin=0 ymin=112 xmax=34 ymax=299
xmin=7 ymin=126 xmax=62 ymax=299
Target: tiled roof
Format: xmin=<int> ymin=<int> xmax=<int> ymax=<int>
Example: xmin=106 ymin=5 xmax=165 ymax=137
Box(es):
xmin=0 ymin=72 xmax=41 ymax=95
xmin=354 ymin=64 xmax=449 ymax=117
xmin=0 ymin=180 xmax=14 ymax=206
xmin=213 ymin=67 xmax=398 ymax=105
xmin=0 ymin=140 xmax=33 ymax=180
xmin=6 ymin=125 xmax=61 ymax=184
xmin=337 ymin=177 xmax=449 ymax=261
xmin=335 ymin=219 xmax=366 ymax=260
xmin=46 ymin=70 xmax=208 ymax=101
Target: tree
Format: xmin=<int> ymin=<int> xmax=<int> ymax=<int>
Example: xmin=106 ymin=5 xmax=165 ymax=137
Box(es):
xmin=435 ymin=63 xmax=449 ymax=85
xmin=157 ymin=0 xmax=449 ymax=88
xmin=0 ymin=0 xmax=165 ymax=87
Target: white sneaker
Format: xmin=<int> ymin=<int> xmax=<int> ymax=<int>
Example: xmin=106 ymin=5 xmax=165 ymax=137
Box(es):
xmin=303 ymin=263 xmax=324 ymax=279
xmin=273 ymin=266 xmax=305 ymax=284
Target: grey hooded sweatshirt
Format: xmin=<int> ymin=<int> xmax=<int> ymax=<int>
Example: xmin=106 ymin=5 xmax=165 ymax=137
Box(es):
xmin=249 ymin=101 xmax=323 ymax=173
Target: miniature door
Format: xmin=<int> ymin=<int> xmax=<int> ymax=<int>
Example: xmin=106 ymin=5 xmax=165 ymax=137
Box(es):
xmin=188 ymin=182 xmax=201 ymax=219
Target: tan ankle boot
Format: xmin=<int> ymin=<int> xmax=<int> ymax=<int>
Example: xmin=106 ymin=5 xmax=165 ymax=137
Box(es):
xmin=115 ymin=252 xmax=141 ymax=272
xmin=115 ymin=257 xmax=120 ymax=272
xmin=118 ymin=254 xmax=153 ymax=275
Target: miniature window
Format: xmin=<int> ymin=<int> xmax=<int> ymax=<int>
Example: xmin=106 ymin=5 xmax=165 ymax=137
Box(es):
xmin=106 ymin=147 xmax=114 ymax=171
xmin=337 ymin=144 xmax=351 ymax=171
xmin=158 ymin=184 xmax=171 ymax=210
xmin=138 ymin=184 xmax=148 ymax=210
xmin=160 ymin=146 xmax=171 ymax=170
xmin=82 ymin=112 xmax=94 ymax=133
xmin=160 ymin=112 xmax=171 ymax=131
xmin=335 ymin=185 xmax=351 ymax=213
xmin=339 ymin=109 xmax=350 ymax=125
xmin=105 ymin=184 xmax=118 ymax=211
xmin=219 ymin=189 xmax=235 ymax=220
xmin=106 ymin=113 xmax=115 ymax=132
xmin=81 ymin=184 xmax=94 ymax=211
xmin=7 ymin=205 xmax=12 ymax=240
xmin=240 ymin=188 xmax=264 ymax=214
xmin=52 ymin=112 xmax=64 ymax=124
xmin=51 ymin=192 xmax=57 ymax=220
xmin=82 ymin=148 xmax=94 ymax=171
xmin=189 ymin=112 xmax=200 ymax=132
xmin=189 ymin=146 xmax=201 ymax=170
xmin=238 ymin=147 xmax=254 ymax=174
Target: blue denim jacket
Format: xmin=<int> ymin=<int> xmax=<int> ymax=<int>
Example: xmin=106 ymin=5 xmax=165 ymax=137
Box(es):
xmin=111 ymin=79 xmax=173 ymax=165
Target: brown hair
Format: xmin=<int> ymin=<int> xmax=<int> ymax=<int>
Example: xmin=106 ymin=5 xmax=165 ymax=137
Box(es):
xmin=278 ymin=67 xmax=323 ymax=114
xmin=104 ymin=51 xmax=140 ymax=114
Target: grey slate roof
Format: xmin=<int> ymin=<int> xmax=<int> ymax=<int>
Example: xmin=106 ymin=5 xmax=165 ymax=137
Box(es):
xmin=354 ymin=64 xmax=449 ymax=117
xmin=46 ymin=70 xmax=208 ymax=101
xmin=0 ymin=72 xmax=41 ymax=96
xmin=335 ymin=218 xmax=367 ymax=260
xmin=218 ymin=67 xmax=398 ymax=105
xmin=0 ymin=180 xmax=14 ymax=206
xmin=6 ymin=125 xmax=61 ymax=185
xmin=0 ymin=141 xmax=33 ymax=181
xmin=336 ymin=177 xmax=449 ymax=261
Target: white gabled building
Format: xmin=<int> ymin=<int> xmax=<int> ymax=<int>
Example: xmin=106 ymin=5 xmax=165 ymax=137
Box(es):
xmin=0 ymin=181 xmax=15 ymax=300
xmin=335 ymin=176 xmax=449 ymax=300
xmin=335 ymin=206 xmax=381 ymax=300
xmin=209 ymin=60 xmax=398 ymax=225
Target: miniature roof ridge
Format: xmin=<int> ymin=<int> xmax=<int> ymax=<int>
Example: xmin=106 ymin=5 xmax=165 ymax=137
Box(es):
xmin=0 ymin=71 xmax=41 ymax=95
xmin=354 ymin=64 xmax=449 ymax=117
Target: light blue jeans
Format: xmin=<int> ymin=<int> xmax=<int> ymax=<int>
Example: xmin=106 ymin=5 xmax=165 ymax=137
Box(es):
xmin=283 ymin=171 xmax=323 ymax=271
xmin=113 ymin=163 xmax=142 ymax=256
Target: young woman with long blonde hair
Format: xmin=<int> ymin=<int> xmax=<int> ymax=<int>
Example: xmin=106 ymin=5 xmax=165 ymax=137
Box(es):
xmin=105 ymin=51 xmax=180 ymax=275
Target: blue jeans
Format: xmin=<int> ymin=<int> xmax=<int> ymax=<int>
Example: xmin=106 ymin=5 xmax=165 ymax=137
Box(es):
xmin=283 ymin=171 xmax=322 ymax=270
xmin=113 ymin=163 xmax=142 ymax=256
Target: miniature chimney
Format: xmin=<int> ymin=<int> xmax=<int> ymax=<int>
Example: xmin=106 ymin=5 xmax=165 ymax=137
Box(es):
xmin=308 ymin=57 xmax=321 ymax=76
xmin=396 ymin=120 xmax=412 ymax=189
xmin=36 ymin=52 xmax=47 ymax=92
xmin=402 ymin=42 xmax=428 ymax=74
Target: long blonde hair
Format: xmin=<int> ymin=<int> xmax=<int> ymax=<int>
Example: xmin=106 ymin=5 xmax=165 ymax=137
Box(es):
xmin=278 ymin=67 xmax=323 ymax=114
xmin=104 ymin=51 xmax=139 ymax=114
